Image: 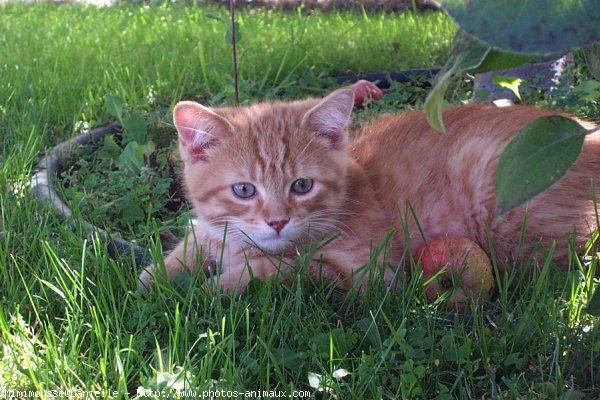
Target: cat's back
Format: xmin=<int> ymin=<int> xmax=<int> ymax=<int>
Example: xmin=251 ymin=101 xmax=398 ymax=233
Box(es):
xmin=350 ymin=104 xmax=563 ymax=164
xmin=349 ymin=104 xmax=567 ymax=250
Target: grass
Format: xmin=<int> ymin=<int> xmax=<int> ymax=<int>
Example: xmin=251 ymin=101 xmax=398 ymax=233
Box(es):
xmin=0 ymin=3 xmax=453 ymax=146
xmin=0 ymin=2 xmax=599 ymax=399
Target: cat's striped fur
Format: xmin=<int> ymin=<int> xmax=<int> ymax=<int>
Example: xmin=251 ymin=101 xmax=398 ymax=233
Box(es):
xmin=139 ymin=87 xmax=600 ymax=292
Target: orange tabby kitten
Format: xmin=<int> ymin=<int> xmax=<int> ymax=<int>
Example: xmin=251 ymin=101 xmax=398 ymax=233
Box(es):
xmin=138 ymin=87 xmax=600 ymax=293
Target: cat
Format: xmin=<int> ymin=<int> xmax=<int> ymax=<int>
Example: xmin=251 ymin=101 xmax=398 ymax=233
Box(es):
xmin=138 ymin=86 xmax=600 ymax=293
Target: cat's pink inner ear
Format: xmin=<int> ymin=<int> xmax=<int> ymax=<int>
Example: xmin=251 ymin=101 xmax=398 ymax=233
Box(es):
xmin=302 ymin=88 xmax=354 ymax=150
xmin=173 ymin=101 xmax=233 ymax=162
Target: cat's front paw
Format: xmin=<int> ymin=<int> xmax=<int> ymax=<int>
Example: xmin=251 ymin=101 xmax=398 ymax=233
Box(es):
xmin=209 ymin=269 xmax=253 ymax=295
xmin=137 ymin=266 xmax=155 ymax=293
xmin=208 ymin=255 xmax=292 ymax=295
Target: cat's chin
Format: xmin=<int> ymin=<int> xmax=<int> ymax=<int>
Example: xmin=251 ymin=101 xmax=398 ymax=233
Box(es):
xmin=248 ymin=237 xmax=296 ymax=253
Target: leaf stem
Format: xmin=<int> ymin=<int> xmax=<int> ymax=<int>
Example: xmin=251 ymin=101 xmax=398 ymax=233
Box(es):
xmin=229 ymin=0 xmax=240 ymax=105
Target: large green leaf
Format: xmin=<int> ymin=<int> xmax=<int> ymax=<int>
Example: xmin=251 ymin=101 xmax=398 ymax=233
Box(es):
xmin=471 ymin=50 xmax=532 ymax=74
xmin=439 ymin=0 xmax=600 ymax=55
xmin=97 ymin=134 xmax=122 ymax=160
xmin=424 ymin=32 xmax=490 ymax=133
xmin=115 ymin=141 xmax=155 ymax=174
xmin=120 ymin=198 xmax=145 ymax=224
xmin=105 ymin=95 xmax=123 ymax=123
xmin=495 ymin=116 xmax=586 ymax=216
xmin=123 ymin=113 xmax=148 ymax=145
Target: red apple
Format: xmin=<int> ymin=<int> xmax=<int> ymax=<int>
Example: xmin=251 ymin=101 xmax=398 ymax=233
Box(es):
xmin=351 ymin=80 xmax=383 ymax=108
xmin=416 ymin=237 xmax=494 ymax=312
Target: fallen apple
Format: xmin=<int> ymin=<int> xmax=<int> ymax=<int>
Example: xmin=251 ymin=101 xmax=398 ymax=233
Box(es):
xmin=416 ymin=236 xmax=494 ymax=312
xmin=351 ymin=79 xmax=383 ymax=108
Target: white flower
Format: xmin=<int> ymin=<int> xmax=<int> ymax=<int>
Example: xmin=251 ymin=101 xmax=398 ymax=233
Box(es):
xmin=308 ymin=368 xmax=351 ymax=393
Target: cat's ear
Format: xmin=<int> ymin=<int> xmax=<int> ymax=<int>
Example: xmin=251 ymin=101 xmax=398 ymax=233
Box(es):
xmin=301 ymin=88 xmax=354 ymax=150
xmin=173 ymin=101 xmax=234 ymax=163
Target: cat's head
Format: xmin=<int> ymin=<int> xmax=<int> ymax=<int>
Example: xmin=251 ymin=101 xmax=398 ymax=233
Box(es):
xmin=173 ymin=88 xmax=355 ymax=253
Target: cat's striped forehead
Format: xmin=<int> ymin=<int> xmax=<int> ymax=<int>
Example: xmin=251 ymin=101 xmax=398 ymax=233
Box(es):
xmin=222 ymin=104 xmax=318 ymax=182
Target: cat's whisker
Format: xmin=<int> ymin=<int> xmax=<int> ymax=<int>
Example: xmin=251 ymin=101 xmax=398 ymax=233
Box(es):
xmin=309 ymin=209 xmax=358 ymax=222
xmin=322 ymin=217 xmax=357 ymax=237
xmin=313 ymin=224 xmax=353 ymax=239
xmin=344 ymin=197 xmax=371 ymax=208
xmin=307 ymin=218 xmax=355 ymax=241
xmin=305 ymin=222 xmax=338 ymax=235
xmin=309 ymin=211 xmax=359 ymax=226
xmin=310 ymin=209 xmax=358 ymax=218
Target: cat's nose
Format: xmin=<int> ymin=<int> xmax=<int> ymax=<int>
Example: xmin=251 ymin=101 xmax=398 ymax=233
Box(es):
xmin=267 ymin=219 xmax=289 ymax=234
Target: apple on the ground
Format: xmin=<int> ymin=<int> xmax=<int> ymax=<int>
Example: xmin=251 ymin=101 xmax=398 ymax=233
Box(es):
xmin=416 ymin=236 xmax=495 ymax=312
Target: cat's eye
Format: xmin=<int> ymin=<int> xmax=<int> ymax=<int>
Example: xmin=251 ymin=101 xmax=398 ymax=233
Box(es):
xmin=232 ymin=183 xmax=256 ymax=199
xmin=291 ymin=178 xmax=314 ymax=195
